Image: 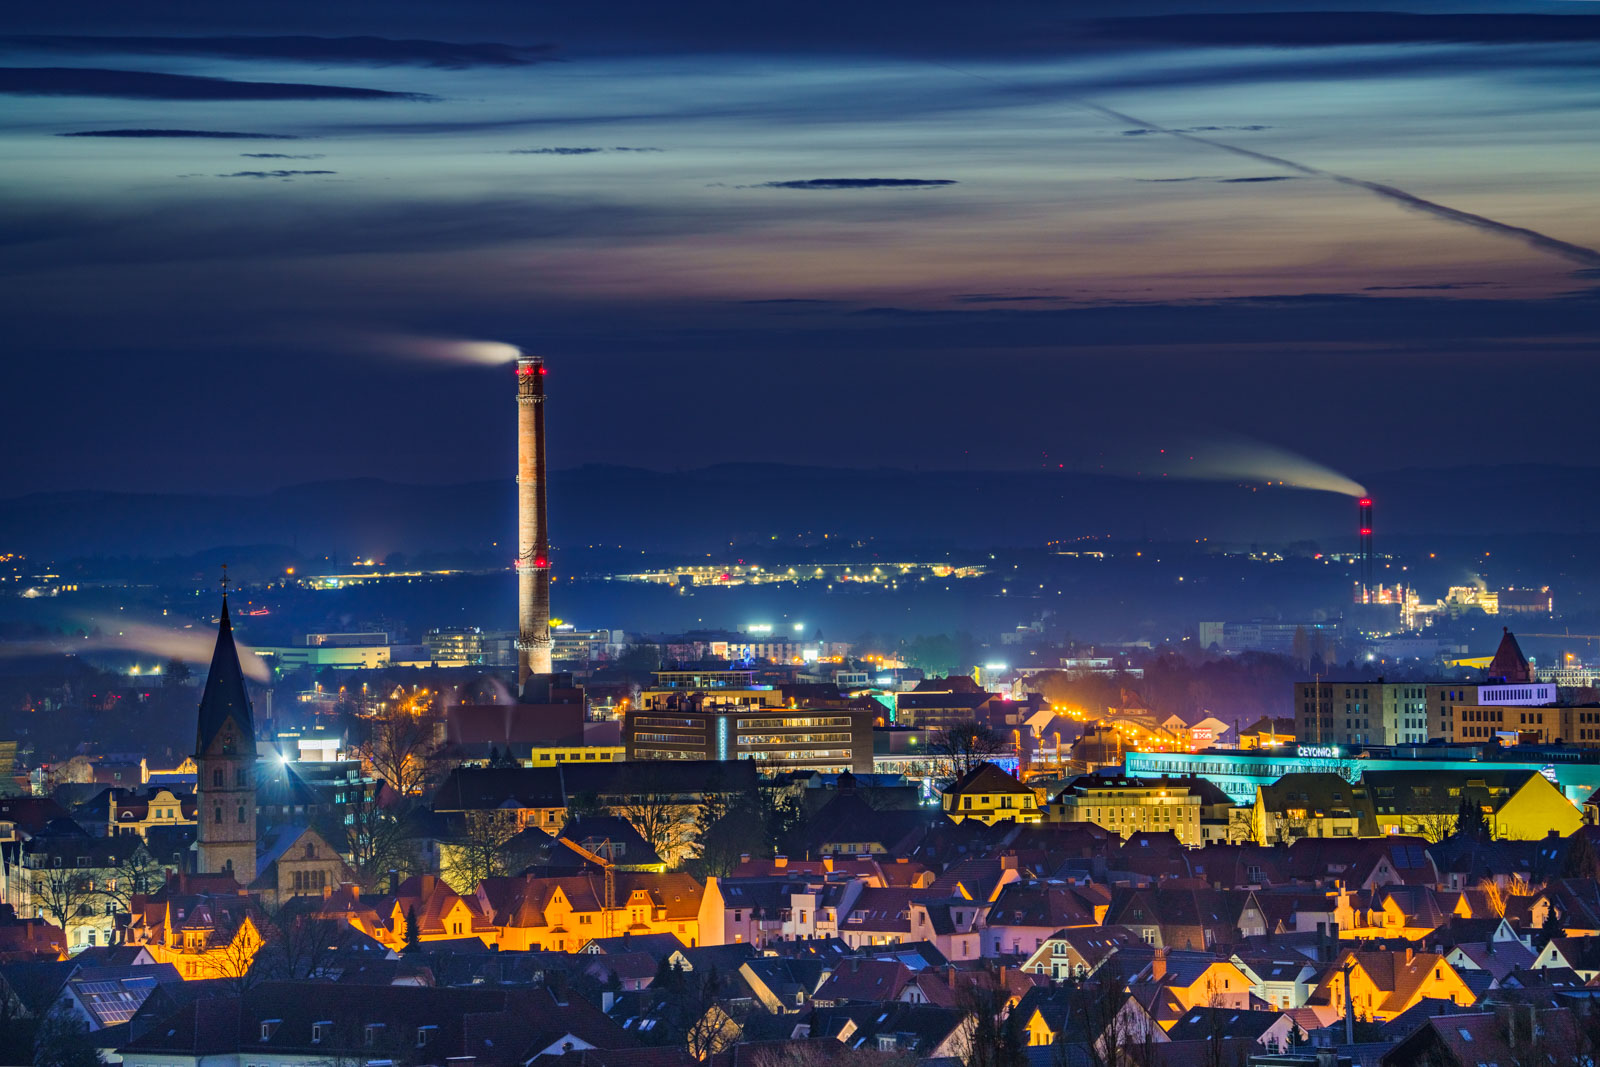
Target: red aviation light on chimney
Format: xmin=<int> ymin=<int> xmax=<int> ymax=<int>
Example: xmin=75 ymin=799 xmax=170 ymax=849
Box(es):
xmin=1358 ymin=498 xmax=1372 ymax=507
xmin=533 ymin=556 xmax=549 ymax=568
xmin=1360 ymin=528 xmax=1372 ymax=536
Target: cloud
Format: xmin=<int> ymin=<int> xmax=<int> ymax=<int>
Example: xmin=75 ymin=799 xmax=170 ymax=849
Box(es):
xmin=756 ymin=178 xmax=958 ymax=190
xmin=1088 ymin=13 xmax=1600 ymax=48
xmin=956 ymin=293 xmax=1068 ymax=303
xmin=0 ymin=67 xmax=431 ymax=100
xmin=2 ymin=33 xmax=552 ymax=68
xmin=1123 ymin=125 xmax=1270 ymax=137
xmin=59 ymin=128 xmax=300 ymax=139
xmin=1362 ymin=283 xmax=1488 ymax=292
xmin=1217 ymin=176 xmax=1300 ymax=183
xmin=508 ymin=146 xmax=662 ymax=154
xmin=1091 ymin=103 xmax=1600 ymax=269
xmin=240 ymin=153 xmax=325 ymax=159
xmin=214 ymin=169 xmax=336 ymax=179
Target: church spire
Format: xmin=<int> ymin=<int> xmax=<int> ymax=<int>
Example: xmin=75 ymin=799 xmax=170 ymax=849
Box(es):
xmin=195 ymin=581 xmax=254 ymax=755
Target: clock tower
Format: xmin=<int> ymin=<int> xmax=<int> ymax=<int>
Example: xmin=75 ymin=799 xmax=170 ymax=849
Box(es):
xmin=194 ymin=584 xmax=257 ymax=882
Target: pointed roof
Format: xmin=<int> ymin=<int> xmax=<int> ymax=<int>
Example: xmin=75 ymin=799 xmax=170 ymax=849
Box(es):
xmin=195 ymin=596 xmax=254 ymax=754
xmin=1488 ymin=627 xmax=1531 ymax=684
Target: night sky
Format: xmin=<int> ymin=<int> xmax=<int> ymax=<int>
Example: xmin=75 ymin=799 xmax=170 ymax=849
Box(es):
xmin=5 ymin=2 xmax=1600 ymax=496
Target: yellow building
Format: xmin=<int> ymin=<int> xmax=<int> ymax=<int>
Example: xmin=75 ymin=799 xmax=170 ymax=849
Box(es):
xmin=528 ymin=745 xmax=624 ymax=765
xmin=1254 ymin=769 xmax=1582 ymax=843
xmin=127 ymin=883 xmax=264 ymax=980
xmin=381 ymin=871 xmax=703 ymax=953
xmin=1048 ymin=774 xmax=1212 ymax=847
xmin=1316 ymin=948 xmax=1474 ymax=1022
xmin=1365 ymin=769 xmax=1582 ymax=841
xmin=942 ymin=763 xmax=1042 ymax=825
xmin=108 ymin=788 xmax=196 ymax=839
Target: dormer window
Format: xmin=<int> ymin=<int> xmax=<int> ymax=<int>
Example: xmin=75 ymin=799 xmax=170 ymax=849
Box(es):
xmin=261 ymin=1020 xmax=281 ymax=1042
xmin=365 ymin=1024 xmax=385 ymax=1046
xmin=312 ymin=1022 xmax=330 ymax=1044
xmin=417 ymin=1026 xmax=437 ymax=1048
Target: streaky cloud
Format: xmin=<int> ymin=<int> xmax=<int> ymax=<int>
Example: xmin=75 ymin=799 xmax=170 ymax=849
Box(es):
xmin=3 ymin=34 xmax=550 ymax=69
xmin=0 ymin=67 xmax=430 ymax=101
xmin=1089 ymin=12 xmax=1600 ymax=47
xmin=240 ymin=153 xmax=325 ymax=159
xmin=757 ymin=178 xmax=957 ymax=190
xmin=508 ymin=146 xmax=662 ymax=155
xmin=60 ymin=128 xmax=300 ymax=139
xmin=215 ymin=169 xmax=336 ymax=179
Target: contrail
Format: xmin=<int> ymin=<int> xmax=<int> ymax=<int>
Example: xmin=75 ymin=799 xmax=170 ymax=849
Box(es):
xmin=1085 ymin=102 xmax=1600 ymax=268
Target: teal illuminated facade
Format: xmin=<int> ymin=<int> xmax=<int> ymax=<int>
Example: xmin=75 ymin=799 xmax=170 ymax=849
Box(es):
xmin=1125 ymin=747 xmax=1600 ymax=807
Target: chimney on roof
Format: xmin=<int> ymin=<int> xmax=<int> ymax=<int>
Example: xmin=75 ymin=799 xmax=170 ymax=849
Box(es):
xmin=1151 ymin=947 xmax=1167 ymax=981
xmin=389 ymin=869 xmax=400 ymax=895
xmin=775 ymin=855 xmax=787 ymax=868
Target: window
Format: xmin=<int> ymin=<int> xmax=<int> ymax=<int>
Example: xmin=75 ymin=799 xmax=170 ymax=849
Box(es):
xmin=365 ymin=1024 xmax=384 ymax=1046
xmin=236 ymin=767 xmax=247 ymax=787
xmin=213 ymin=769 xmax=223 ymax=788
xmin=312 ymin=1023 xmax=328 ymax=1044
xmin=214 ymin=806 xmax=223 ymax=824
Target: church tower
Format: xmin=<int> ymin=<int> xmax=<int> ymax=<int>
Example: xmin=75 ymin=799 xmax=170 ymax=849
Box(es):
xmin=194 ymin=586 xmax=257 ymax=882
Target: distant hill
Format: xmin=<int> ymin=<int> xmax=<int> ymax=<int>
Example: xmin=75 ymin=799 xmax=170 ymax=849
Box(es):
xmin=0 ymin=462 xmax=1595 ymax=559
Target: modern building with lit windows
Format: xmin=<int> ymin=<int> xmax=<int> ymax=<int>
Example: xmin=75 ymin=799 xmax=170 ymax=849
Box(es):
xmin=622 ymin=704 xmax=875 ymax=773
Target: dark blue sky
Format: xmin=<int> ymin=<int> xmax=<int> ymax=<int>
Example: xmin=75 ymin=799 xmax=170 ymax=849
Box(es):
xmin=4 ymin=2 xmax=1600 ymax=495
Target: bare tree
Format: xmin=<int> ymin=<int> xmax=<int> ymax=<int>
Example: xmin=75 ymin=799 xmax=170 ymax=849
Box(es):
xmin=933 ymin=723 xmax=1008 ymax=781
xmin=440 ymin=810 xmax=519 ymax=892
xmin=354 ymin=705 xmax=442 ymax=799
xmin=612 ymin=772 xmax=697 ymax=865
xmin=31 ymin=1002 xmax=102 ymax=1067
xmin=1479 ymin=877 xmax=1508 ymax=919
xmin=1412 ymin=812 xmax=1459 ymax=844
xmin=95 ymin=845 xmax=165 ymax=918
xmin=337 ymin=781 xmax=422 ymax=890
xmin=193 ymin=912 xmax=267 ymax=991
xmin=1070 ymin=971 xmax=1151 ymax=1067
xmin=958 ymin=969 xmax=1028 ymax=1067
xmin=31 ymin=867 xmax=97 ymax=935
xmin=249 ymin=900 xmax=361 ymax=981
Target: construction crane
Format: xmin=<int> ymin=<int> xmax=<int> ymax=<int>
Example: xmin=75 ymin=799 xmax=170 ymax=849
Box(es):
xmin=564 ymin=839 xmax=617 ymax=938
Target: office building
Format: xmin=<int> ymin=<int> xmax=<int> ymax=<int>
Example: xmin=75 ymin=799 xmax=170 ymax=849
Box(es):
xmin=623 ymin=702 xmax=874 ymax=773
xmin=1294 ymin=681 xmax=1430 ymax=747
xmin=256 ymin=632 xmax=390 ymax=672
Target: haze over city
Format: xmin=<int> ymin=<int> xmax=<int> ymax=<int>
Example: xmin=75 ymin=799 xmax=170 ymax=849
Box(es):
xmin=4 ymin=4 xmax=1600 ymax=1067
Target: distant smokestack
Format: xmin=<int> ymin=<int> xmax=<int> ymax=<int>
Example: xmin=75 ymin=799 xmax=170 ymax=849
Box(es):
xmin=517 ymin=355 xmax=552 ymax=685
xmin=1358 ymin=497 xmax=1373 ymax=599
